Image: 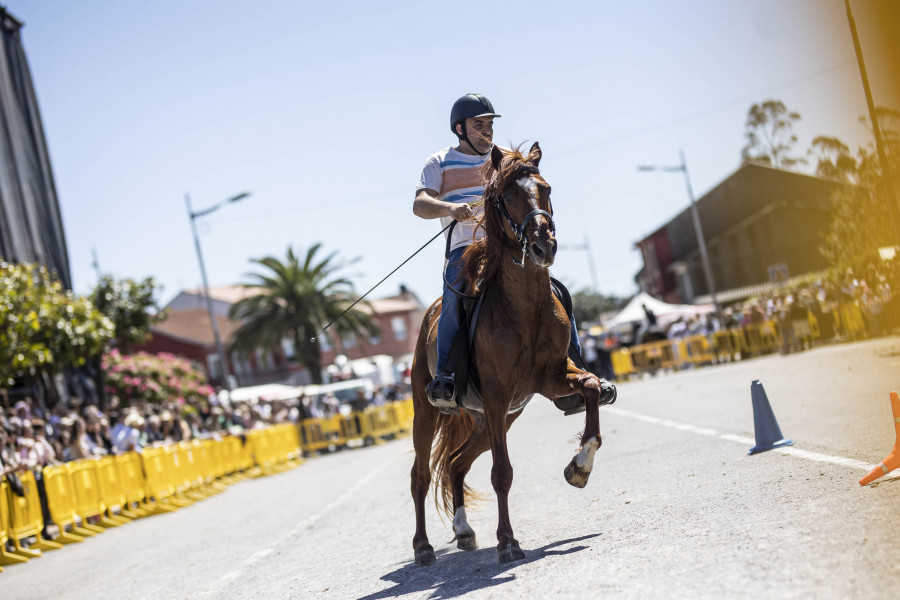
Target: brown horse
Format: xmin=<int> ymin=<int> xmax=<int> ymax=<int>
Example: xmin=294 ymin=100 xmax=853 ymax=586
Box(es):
xmin=410 ymin=142 xmax=614 ymax=565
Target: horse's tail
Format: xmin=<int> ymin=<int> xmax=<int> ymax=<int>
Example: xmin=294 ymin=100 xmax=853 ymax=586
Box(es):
xmin=430 ymin=411 xmax=477 ymax=519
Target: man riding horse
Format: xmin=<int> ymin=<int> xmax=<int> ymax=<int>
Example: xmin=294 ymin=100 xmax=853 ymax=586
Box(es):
xmin=413 ymin=93 xmax=585 ymax=412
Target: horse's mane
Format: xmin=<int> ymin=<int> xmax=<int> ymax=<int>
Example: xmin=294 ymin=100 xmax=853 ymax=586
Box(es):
xmin=459 ymin=145 xmax=533 ymax=295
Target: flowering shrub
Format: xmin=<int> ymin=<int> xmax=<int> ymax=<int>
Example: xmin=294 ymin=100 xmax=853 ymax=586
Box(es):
xmin=102 ymin=350 xmax=214 ymax=405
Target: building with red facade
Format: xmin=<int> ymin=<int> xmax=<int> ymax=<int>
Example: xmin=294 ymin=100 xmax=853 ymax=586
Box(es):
xmin=139 ymin=285 xmax=426 ymax=388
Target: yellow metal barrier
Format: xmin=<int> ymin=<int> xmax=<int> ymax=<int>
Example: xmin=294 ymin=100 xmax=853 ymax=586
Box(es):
xmin=166 ymin=444 xmax=203 ymax=503
xmin=392 ymin=401 xmax=413 ymax=433
xmin=69 ymin=459 xmax=121 ymax=530
xmin=339 ymin=414 xmax=362 ymax=444
xmin=139 ymin=446 xmax=180 ymax=512
xmin=682 ymin=335 xmax=715 ymax=365
xmin=610 ymin=348 xmax=635 ymax=379
xmin=1 ymin=479 xmax=31 ymax=566
xmin=95 ymin=456 xmax=132 ymax=525
xmin=630 ymin=340 xmax=678 ymax=373
xmin=114 ymin=452 xmax=150 ymax=518
xmin=43 ymin=464 xmax=97 ymax=542
xmin=5 ymin=470 xmax=63 ymax=557
xmin=759 ymin=321 xmax=781 ymax=353
xmin=809 ymin=313 xmax=821 ymax=340
xmin=838 ymin=302 xmax=866 ymax=339
xmin=712 ymin=330 xmax=736 ymax=362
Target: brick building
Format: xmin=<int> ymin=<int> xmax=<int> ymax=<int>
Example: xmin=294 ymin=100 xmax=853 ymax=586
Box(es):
xmin=635 ymin=162 xmax=844 ymax=304
xmin=140 ymin=285 xmax=426 ymax=387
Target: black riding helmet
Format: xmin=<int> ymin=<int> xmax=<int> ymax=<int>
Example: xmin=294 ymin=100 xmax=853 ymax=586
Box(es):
xmin=450 ymin=93 xmax=500 ymax=156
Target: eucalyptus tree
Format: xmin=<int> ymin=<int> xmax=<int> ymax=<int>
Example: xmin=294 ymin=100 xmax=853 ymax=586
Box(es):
xmin=741 ymin=100 xmax=805 ymax=169
xmin=229 ymin=244 xmax=378 ymax=384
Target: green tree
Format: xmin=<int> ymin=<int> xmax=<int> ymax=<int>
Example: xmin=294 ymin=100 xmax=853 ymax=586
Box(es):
xmin=571 ymin=289 xmax=629 ymax=326
xmin=809 ymin=136 xmax=857 ymax=182
xmin=741 ymin=100 xmax=805 ymax=169
xmin=819 ymin=109 xmax=900 ymax=270
xmin=228 ymin=244 xmax=378 ymax=384
xmin=92 ymin=275 xmax=167 ymax=352
xmin=0 ymin=260 xmax=113 ymax=397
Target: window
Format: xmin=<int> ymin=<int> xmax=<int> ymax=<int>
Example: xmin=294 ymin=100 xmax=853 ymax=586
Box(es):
xmin=254 ymin=348 xmax=274 ymax=370
xmin=342 ymin=333 xmax=357 ymax=349
xmin=231 ymin=351 xmax=251 ymax=377
xmin=391 ymin=316 xmax=407 ymax=341
xmin=320 ymin=334 xmax=332 ymax=351
xmin=281 ymin=338 xmax=296 ymax=361
xmin=206 ymin=354 xmax=222 ymax=380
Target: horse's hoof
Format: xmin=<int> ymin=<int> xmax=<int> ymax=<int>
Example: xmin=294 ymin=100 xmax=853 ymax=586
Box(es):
xmin=414 ymin=544 xmax=436 ymax=565
xmin=497 ymin=542 xmax=526 ymax=564
xmin=456 ymin=532 xmax=477 ymax=551
xmin=564 ymin=458 xmax=590 ymax=488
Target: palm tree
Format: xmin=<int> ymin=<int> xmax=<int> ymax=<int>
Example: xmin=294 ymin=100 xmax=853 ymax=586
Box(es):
xmin=228 ymin=244 xmax=378 ymax=384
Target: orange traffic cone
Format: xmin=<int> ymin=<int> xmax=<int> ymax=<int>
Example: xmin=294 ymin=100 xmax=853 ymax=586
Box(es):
xmin=859 ymin=391 xmax=900 ymax=486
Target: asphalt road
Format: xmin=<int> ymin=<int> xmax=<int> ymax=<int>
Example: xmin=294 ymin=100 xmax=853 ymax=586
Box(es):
xmin=4 ymin=337 xmax=900 ymax=600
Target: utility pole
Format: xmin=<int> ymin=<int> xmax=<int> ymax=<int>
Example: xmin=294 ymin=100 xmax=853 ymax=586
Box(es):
xmin=186 ymin=191 xmax=250 ymax=391
xmin=91 ymin=247 xmax=102 ymax=281
xmin=845 ymin=0 xmax=900 ymax=244
xmin=638 ymin=152 xmax=722 ymax=316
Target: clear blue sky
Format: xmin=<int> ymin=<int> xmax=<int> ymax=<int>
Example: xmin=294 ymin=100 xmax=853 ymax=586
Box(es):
xmin=12 ymin=0 xmax=888 ymax=306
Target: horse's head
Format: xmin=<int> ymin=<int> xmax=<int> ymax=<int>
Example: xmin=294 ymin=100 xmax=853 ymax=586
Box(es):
xmin=487 ymin=142 xmax=557 ymax=268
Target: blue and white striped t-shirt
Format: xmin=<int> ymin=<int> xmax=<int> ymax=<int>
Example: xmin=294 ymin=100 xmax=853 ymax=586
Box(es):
xmin=416 ymin=147 xmax=490 ymax=252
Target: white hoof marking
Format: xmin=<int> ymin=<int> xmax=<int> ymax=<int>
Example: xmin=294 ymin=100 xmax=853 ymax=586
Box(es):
xmin=575 ymin=437 xmax=599 ymax=471
xmin=453 ymin=506 xmax=474 ymax=537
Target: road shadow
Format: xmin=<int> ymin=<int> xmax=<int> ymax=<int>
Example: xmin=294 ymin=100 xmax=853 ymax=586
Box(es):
xmin=355 ymin=533 xmax=601 ymax=600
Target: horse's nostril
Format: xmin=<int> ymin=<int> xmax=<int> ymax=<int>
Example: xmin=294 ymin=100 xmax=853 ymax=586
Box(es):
xmin=531 ymin=243 xmax=544 ymax=259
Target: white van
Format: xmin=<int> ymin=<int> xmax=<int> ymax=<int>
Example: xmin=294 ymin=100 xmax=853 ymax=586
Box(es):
xmin=301 ymin=378 xmax=374 ymax=405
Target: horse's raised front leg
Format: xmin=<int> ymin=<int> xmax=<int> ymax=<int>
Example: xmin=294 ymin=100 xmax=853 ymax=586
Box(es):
xmin=548 ymin=366 xmax=614 ymax=488
xmin=484 ymin=398 xmax=526 ymax=564
xmin=411 ymin=401 xmax=438 ymax=565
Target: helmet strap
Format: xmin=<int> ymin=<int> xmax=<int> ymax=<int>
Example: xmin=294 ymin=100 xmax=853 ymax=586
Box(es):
xmin=457 ymin=122 xmax=490 ymax=157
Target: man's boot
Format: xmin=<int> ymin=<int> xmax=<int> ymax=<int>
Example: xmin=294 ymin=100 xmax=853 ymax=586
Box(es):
xmin=553 ymin=378 xmax=617 ymax=415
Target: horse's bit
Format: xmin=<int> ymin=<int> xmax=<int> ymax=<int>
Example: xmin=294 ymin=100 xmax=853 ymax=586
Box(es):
xmin=496 ymin=166 xmax=556 ymax=266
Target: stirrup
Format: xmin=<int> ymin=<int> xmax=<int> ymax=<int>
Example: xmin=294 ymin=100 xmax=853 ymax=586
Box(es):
xmin=426 ymin=373 xmax=460 ymax=414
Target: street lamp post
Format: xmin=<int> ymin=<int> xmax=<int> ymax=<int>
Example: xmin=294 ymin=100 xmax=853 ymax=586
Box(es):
xmin=638 ymin=151 xmax=722 ymax=316
xmin=186 ymin=191 xmax=250 ymax=391
xmin=559 ymin=236 xmax=604 ymax=317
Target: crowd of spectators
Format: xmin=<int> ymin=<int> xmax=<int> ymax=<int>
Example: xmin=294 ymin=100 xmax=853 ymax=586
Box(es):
xmin=577 ymin=261 xmax=897 ymax=377
xmin=0 ymin=393 xmax=297 ymax=482
xmin=1 ymin=379 xmax=411 ymax=548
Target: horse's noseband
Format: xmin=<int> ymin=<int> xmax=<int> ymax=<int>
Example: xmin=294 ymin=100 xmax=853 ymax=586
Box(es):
xmin=496 ymin=166 xmax=555 ymax=265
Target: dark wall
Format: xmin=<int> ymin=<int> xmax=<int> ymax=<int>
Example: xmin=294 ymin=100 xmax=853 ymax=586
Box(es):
xmin=659 ymin=163 xmax=840 ymax=298
xmin=0 ymin=10 xmax=71 ymax=288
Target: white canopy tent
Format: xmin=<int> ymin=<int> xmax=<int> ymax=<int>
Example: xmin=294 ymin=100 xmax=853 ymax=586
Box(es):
xmin=605 ymin=292 xmax=714 ymax=328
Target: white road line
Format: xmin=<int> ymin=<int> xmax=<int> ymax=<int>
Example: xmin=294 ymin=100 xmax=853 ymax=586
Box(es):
xmin=605 ymin=406 xmax=900 ymax=480
xmin=198 ymin=450 xmax=404 ymax=598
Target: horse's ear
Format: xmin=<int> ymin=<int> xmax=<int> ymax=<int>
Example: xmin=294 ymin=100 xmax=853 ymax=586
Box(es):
xmin=527 ymin=141 xmax=542 ymax=166
xmin=490 ymin=144 xmax=504 ymax=171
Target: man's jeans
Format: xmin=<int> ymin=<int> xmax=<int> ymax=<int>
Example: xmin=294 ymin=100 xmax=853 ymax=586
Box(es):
xmin=436 ymin=247 xmax=583 ymax=375
xmin=436 ymin=248 xmax=467 ymax=374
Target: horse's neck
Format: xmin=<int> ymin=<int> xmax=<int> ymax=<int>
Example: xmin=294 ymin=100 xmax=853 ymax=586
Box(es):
xmin=495 ymin=257 xmax=553 ymax=315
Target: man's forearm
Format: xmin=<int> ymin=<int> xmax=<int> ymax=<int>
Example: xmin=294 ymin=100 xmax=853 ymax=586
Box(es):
xmin=413 ymin=195 xmax=454 ymax=219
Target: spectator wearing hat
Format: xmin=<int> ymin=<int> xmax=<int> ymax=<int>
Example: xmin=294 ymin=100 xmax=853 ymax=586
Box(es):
xmin=112 ymin=412 xmax=145 ymax=453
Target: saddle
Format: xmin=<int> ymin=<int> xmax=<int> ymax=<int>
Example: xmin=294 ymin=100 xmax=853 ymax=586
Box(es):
xmin=435 ymin=277 xmax=597 ymax=416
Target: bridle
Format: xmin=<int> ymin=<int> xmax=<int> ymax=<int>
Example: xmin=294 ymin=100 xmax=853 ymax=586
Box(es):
xmin=495 ymin=165 xmax=556 ymax=267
